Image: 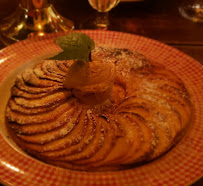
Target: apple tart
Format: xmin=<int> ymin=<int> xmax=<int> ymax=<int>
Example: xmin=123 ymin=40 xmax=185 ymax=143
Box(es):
xmin=5 ymin=46 xmax=192 ymax=171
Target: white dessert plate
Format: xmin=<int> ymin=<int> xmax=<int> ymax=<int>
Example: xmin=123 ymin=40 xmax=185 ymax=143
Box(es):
xmin=0 ymin=30 xmax=202 ymax=186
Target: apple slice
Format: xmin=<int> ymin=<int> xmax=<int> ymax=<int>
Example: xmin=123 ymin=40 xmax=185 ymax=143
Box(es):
xmin=118 ymin=113 xmax=156 ymax=164
xmin=118 ymin=104 xmax=172 ymax=161
xmin=92 ymin=113 xmax=140 ymax=167
xmin=15 ymin=75 xmax=63 ymax=94
xmin=113 ymin=114 xmax=143 ymax=165
xmin=22 ymin=69 xmax=59 ymax=87
xmin=8 ymin=99 xmax=61 ymax=114
xmin=55 ymin=60 xmax=71 ymax=72
xmin=73 ymin=116 xmax=116 ymax=165
xmin=41 ymin=60 xmax=66 ymax=78
xmin=10 ymin=106 xmax=76 ymax=135
xmin=54 ymin=114 xmax=105 ymax=161
xmin=13 ymin=91 xmax=71 ymax=108
xmin=40 ymin=111 xmax=96 ymax=158
xmin=11 ymin=86 xmax=49 ymax=99
xmin=17 ymin=106 xmax=81 ymax=144
xmin=6 ymin=100 xmax=76 ymax=125
xmin=33 ymin=63 xmax=64 ymax=83
xmin=14 ymin=108 xmax=88 ymax=152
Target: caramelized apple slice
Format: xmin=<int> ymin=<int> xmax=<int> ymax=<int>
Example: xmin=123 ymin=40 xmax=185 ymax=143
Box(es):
xmin=92 ymin=113 xmax=140 ymax=166
xmin=41 ymin=60 xmax=66 ymax=78
xmin=40 ymin=111 xmax=95 ymax=158
xmin=118 ymin=113 xmax=156 ymax=164
xmin=11 ymin=86 xmax=48 ymax=99
xmin=15 ymin=108 xmax=88 ymax=152
xmin=139 ymin=93 xmax=182 ymax=138
xmin=33 ymin=64 xmax=64 ymax=83
xmin=9 ymin=104 xmax=77 ymax=134
xmin=117 ymin=96 xmax=145 ymax=110
xmin=112 ymin=114 xmax=143 ymax=165
xmin=15 ymin=75 xmax=63 ymax=94
xmin=22 ymin=69 xmax=59 ymax=87
xmin=73 ymin=116 xmax=116 ymax=165
xmin=118 ymin=105 xmax=172 ymax=160
xmin=55 ymin=60 xmax=70 ymax=72
xmin=151 ymin=65 xmax=183 ymax=82
xmin=54 ymin=115 xmax=105 ymax=161
xmin=148 ymin=121 xmax=172 ymax=160
xmin=6 ymin=100 xmax=76 ymax=125
xmin=13 ymin=91 xmax=71 ymax=108
xmin=8 ymin=99 xmax=61 ymax=114
xmin=17 ymin=107 xmax=81 ymax=144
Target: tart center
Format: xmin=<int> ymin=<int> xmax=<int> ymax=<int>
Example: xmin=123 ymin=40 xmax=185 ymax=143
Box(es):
xmin=63 ymin=60 xmax=115 ymax=105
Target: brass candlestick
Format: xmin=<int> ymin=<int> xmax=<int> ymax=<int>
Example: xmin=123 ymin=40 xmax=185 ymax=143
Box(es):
xmin=0 ymin=0 xmax=74 ymax=46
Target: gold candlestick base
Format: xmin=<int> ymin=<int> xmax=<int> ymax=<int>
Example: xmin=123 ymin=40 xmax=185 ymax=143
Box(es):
xmin=0 ymin=3 xmax=74 ymax=46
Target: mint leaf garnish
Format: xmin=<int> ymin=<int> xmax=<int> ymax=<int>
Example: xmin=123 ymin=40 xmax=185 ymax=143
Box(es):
xmin=49 ymin=33 xmax=95 ymax=62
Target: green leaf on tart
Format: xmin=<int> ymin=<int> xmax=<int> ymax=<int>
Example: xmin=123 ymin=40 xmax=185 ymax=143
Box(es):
xmin=49 ymin=32 xmax=95 ymax=62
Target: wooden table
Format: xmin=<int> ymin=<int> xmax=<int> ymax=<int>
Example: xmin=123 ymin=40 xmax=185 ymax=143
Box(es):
xmin=53 ymin=0 xmax=203 ymax=64
xmin=0 ymin=0 xmax=202 ymax=185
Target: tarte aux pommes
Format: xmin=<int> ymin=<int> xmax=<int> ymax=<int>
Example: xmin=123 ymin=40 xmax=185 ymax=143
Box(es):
xmin=5 ymin=45 xmax=192 ymax=171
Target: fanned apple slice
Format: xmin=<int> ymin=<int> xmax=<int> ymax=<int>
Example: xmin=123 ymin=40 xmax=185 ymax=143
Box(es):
xmin=41 ymin=60 xmax=66 ymax=78
xmin=22 ymin=69 xmax=59 ymax=87
xmin=8 ymin=99 xmax=61 ymax=114
xmin=33 ymin=64 xmax=64 ymax=83
xmin=16 ymin=108 xmax=88 ymax=152
xmin=143 ymin=84 xmax=191 ymax=127
xmin=151 ymin=65 xmax=182 ymax=82
xmin=63 ymin=60 xmax=75 ymax=68
xmin=119 ymin=93 xmax=180 ymax=139
xmin=134 ymin=75 xmax=191 ymax=127
xmin=118 ymin=105 xmax=150 ymax=119
xmin=118 ymin=105 xmax=172 ymax=161
xmin=117 ymin=96 xmax=146 ymax=110
xmin=40 ymin=111 xmax=95 ymax=158
xmin=17 ymin=107 xmax=81 ymax=144
xmin=11 ymin=86 xmax=48 ymax=99
xmin=73 ymin=116 xmax=116 ymax=165
xmin=56 ymin=60 xmax=72 ymax=72
xmin=9 ymin=104 xmax=77 ymax=134
xmin=54 ymin=115 xmax=105 ymax=161
xmin=167 ymin=98 xmax=191 ymax=129
xmin=148 ymin=121 xmax=172 ymax=160
xmin=42 ymin=60 xmax=67 ymax=77
xmin=145 ymin=76 xmax=187 ymax=94
xmin=6 ymin=100 xmax=76 ymax=125
xmin=104 ymin=114 xmax=124 ymax=137
xmin=138 ymin=92 xmax=182 ymax=138
xmin=117 ymin=113 xmax=156 ymax=164
xmin=92 ymin=113 xmax=141 ymax=166
xmin=111 ymin=114 xmax=143 ymax=165
xmin=128 ymin=73 xmax=183 ymax=137
xmin=13 ymin=91 xmax=71 ymax=108
xmin=15 ymin=75 xmax=63 ymax=94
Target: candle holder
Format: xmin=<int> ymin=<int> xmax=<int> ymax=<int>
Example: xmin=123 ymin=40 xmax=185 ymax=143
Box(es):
xmin=0 ymin=0 xmax=74 ymax=46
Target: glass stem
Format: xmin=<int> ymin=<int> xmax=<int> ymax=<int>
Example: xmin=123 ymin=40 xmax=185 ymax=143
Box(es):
xmin=95 ymin=11 xmax=109 ymax=29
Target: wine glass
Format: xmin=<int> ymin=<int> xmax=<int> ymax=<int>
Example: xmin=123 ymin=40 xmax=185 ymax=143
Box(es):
xmin=0 ymin=0 xmax=74 ymax=46
xmin=80 ymin=0 xmax=120 ymax=30
xmin=179 ymin=0 xmax=203 ymax=22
